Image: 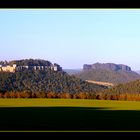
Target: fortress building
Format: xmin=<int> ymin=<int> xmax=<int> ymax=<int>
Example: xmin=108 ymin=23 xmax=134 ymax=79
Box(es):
xmin=0 ymin=63 xmax=62 ymax=73
xmin=0 ymin=64 xmax=17 ymax=73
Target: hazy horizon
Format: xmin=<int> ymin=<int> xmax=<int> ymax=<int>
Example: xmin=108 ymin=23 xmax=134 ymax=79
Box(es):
xmin=1 ymin=9 xmax=140 ymax=71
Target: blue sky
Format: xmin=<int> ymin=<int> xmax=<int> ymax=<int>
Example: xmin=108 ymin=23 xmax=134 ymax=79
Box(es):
xmin=0 ymin=9 xmax=140 ymax=70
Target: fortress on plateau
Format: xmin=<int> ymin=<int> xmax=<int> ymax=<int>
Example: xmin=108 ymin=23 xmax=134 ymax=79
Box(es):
xmin=0 ymin=62 xmax=62 ymax=73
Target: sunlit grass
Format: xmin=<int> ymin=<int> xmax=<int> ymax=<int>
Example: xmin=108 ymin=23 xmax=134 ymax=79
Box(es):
xmin=0 ymin=98 xmax=140 ymax=110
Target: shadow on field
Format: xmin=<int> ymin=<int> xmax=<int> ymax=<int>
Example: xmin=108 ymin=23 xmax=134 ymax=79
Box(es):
xmin=0 ymin=107 xmax=140 ymax=131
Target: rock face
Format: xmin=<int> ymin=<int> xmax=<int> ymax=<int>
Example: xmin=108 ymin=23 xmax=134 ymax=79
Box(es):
xmin=83 ymin=63 xmax=132 ymax=72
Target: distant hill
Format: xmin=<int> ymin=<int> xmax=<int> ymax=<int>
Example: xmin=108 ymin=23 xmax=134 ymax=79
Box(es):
xmin=0 ymin=59 xmax=107 ymax=94
xmin=74 ymin=63 xmax=140 ymax=85
xmin=83 ymin=62 xmax=132 ymax=72
xmin=64 ymin=69 xmax=82 ymax=75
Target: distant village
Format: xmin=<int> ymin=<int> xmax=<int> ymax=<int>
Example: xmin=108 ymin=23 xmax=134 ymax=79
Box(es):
xmin=0 ymin=63 xmax=62 ymax=73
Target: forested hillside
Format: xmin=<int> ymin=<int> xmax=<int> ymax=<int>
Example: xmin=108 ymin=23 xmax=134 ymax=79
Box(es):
xmin=0 ymin=59 xmax=107 ymax=95
xmin=102 ymin=79 xmax=140 ymax=95
xmin=75 ymin=68 xmax=140 ymax=85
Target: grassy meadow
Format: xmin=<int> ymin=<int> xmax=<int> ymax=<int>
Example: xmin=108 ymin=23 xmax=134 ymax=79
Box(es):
xmin=0 ymin=99 xmax=140 ymax=131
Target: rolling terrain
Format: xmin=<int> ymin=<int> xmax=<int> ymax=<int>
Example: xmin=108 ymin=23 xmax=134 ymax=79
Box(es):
xmin=63 ymin=69 xmax=82 ymax=75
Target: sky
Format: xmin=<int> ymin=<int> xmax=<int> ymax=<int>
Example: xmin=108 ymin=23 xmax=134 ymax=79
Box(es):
xmin=0 ymin=9 xmax=140 ymax=70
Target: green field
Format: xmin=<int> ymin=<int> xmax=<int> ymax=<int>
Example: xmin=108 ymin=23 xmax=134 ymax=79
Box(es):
xmin=0 ymin=99 xmax=140 ymax=131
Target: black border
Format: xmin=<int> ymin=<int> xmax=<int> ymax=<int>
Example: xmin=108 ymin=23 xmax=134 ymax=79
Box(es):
xmin=0 ymin=0 xmax=139 ymax=8
xmin=0 ymin=132 xmax=140 ymax=138
xmin=0 ymin=1 xmax=140 ymax=138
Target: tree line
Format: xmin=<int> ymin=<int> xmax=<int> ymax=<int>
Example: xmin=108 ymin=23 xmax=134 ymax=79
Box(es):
xmin=1 ymin=91 xmax=140 ymax=101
